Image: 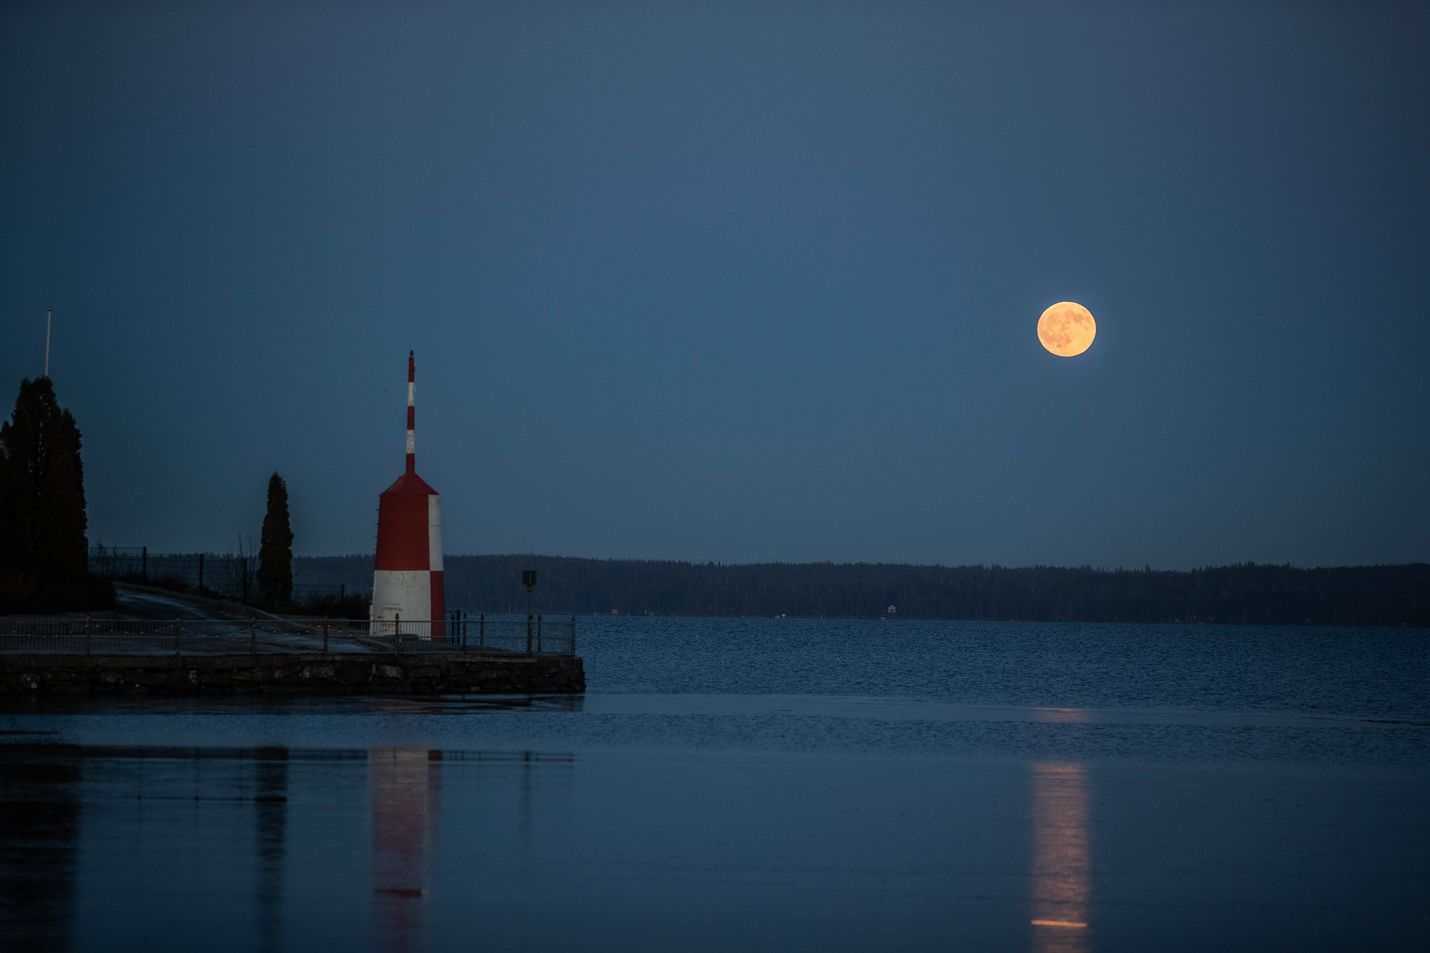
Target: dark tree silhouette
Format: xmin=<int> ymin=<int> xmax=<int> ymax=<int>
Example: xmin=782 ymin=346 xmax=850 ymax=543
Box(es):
xmin=257 ymin=472 xmax=294 ymax=607
xmin=0 ymin=377 xmax=91 ymax=609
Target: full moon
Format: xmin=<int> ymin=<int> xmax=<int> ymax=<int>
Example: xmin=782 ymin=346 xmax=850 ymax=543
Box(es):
xmin=1037 ymin=301 xmax=1097 ymax=357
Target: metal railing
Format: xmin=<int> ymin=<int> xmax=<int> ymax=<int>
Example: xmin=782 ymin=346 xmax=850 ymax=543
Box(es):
xmin=367 ymin=614 xmax=576 ymax=657
xmin=0 ymin=615 xmax=576 ymax=658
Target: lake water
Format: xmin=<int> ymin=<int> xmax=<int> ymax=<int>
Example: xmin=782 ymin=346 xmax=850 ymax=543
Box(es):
xmin=3 ymin=618 xmax=1428 ymax=952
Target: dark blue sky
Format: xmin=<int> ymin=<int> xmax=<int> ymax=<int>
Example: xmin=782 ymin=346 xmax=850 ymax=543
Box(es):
xmin=3 ymin=1 xmax=1427 ymax=568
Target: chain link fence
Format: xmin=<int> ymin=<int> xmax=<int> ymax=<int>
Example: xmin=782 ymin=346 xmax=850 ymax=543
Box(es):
xmin=89 ymin=546 xmax=257 ymax=600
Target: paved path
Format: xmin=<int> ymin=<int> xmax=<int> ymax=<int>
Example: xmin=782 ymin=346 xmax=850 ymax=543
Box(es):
xmin=3 ymin=586 xmax=550 ymax=657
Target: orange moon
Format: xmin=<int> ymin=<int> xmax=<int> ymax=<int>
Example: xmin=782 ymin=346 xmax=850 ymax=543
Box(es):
xmin=1037 ymin=301 xmax=1097 ymax=357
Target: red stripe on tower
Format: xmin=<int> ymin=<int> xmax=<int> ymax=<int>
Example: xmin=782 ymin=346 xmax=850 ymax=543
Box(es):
xmin=371 ymin=350 xmax=445 ymax=640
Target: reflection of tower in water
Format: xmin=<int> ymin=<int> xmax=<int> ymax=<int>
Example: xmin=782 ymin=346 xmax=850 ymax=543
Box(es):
xmin=1030 ymin=762 xmax=1091 ymax=953
xmin=253 ymin=748 xmax=289 ymax=953
xmin=370 ymin=749 xmax=442 ymax=953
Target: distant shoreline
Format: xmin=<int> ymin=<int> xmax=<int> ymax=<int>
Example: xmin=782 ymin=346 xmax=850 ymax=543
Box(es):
xmin=291 ymin=555 xmax=1430 ymax=629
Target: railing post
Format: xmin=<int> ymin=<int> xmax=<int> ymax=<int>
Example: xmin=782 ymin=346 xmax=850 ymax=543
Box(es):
xmin=249 ymin=618 xmax=257 ymax=656
xmin=394 ymin=614 xmax=401 ymax=655
xmin=323 ymin=621 xmax=329 ymax=656
xmin=526 ymin=612 xmax=533 ymax=655
xmin=479 ymin=613 xmax=485 ymax=649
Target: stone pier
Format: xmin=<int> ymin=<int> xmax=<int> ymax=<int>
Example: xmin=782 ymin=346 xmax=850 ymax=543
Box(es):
xmin=0 ymin=652 xmax=585 ymax=696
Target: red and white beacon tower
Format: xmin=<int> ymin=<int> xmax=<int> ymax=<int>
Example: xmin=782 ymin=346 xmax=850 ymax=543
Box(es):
xmin=371 ymin=351 xmax=445 ymax=639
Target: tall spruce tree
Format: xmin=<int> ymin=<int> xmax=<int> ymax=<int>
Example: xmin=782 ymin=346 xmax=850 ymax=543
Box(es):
xmin=0 ymin=377 xmax=89 ymax=607
xmin=257 ymin=472 xmax=294 ymax=607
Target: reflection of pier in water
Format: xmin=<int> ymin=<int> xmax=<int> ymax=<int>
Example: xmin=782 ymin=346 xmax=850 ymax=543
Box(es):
xmin=0 ymin=739 xmax=580 ymax=953
xmin=0 ymin=748 xmax=81 ymax=951
xmin=1030 ymin=761 xmax=1091 ymax=953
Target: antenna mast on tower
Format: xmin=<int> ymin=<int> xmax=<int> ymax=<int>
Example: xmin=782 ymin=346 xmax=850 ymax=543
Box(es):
xmin=406 ymin=350 xmax=416 ymax=474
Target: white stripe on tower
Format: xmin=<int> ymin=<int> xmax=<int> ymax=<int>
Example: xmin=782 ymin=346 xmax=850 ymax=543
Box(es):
xmin=405 ymin=350 xmax=416 ymax=474
xmin=428 ymin=496 xmax=443 ymax=571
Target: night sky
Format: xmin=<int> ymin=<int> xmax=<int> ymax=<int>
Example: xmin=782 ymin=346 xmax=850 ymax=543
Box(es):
xmin=3 ymin=1 xmax=1427 ymax=568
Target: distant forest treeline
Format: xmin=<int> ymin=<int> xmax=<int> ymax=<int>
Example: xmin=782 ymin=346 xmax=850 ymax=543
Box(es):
xmin=295 ymin=555 xmax=1430 ymax=627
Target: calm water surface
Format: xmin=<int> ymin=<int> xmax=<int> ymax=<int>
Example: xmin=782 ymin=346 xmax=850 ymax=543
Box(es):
xmin=3 ymin=618 xmax=1428 ymax=952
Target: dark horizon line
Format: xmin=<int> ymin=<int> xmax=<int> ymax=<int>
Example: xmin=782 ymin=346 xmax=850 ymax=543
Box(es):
xmin=291 ymin=552 xmax=1430 ymax=574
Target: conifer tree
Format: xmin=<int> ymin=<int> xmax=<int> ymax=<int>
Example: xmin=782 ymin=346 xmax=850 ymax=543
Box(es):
xmin=0 ymin=377 xmax=89 ymax=607
xmin=257 ymin=472 xmax=294 ymax=607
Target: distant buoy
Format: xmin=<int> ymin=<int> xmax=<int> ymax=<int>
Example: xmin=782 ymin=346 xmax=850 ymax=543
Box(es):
xmin=370 ymin=352 xmax=445 ymax=640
